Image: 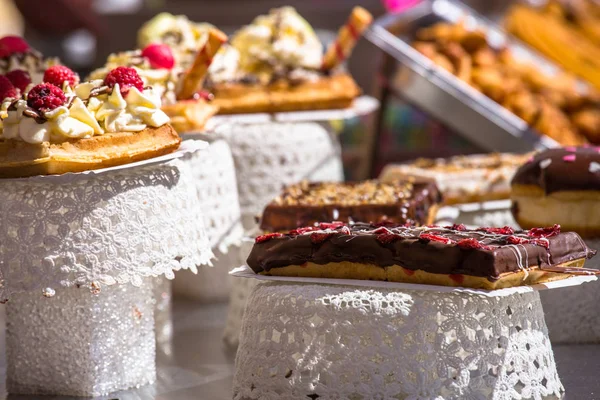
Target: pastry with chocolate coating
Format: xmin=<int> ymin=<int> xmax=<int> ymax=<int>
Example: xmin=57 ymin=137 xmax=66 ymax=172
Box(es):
xmin=259 ymin=179 xmax=442 ymax=232
xmin=511 ymin=146 xmax=600 ymax=237
xmin=247 ymin=222 xmax=597 ymax=289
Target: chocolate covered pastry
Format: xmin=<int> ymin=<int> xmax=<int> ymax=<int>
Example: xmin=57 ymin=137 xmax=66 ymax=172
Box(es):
xmin=247 ymin=222 xmax=597 ymax=289
xmin=380 ymin=153 xmax=531 ymax=205
xmin=511 ymin=146 xmax=600 ymax=237
xmin=259 ymin=180 xmax=442 ymax=232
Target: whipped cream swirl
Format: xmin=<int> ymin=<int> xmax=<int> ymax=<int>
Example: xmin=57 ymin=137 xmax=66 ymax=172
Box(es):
xmin=0 ymin=80 xmax=170 ymax=144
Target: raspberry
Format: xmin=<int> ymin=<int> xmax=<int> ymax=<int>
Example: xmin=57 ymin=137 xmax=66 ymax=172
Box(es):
xmin=26 ymin=83 xmax=66 ymax=112
xmin=420 ymin=233 xmax=454 ymax=245
xmin=310 ymin=232 xmax=334 ymax=244
xmin=104 ymin=66 xmax=144 ymax=97
xmin=5 ymin=69 xmax=31 ymax=92
xmin=141 ymin=43 xmax=175 ymax=69
xmin=43 ymin=65 xmax=79 ymax=88
xmin=478 ymin=226 xmax=515 ymax=235
xmin=457 ymin=238 xmax=489 ymax=250
xmin=528 ymin=225 xmax=561 ymax=238
xmin=255 ymin=232 xmax=284 ymax=244
xmin=0 ymin=76 xmax=17 ymax=100
xmin=376 ymin=233 xmax=399 ymax=244
xmin=0 ymin=36 xmax=30 ymax=58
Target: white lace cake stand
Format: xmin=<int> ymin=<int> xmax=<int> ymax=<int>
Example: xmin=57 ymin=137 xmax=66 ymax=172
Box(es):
xmin=0 ymin=143 xmax=213 ymax=397
xmin=209 ymin=121 xmax=345 ymax=230
xmin=233 ymin=280 xmax=565 ymax=400
xmin=212 ymin=122 xmax=345 ymax=347
xmin=540 ymin=238 xmax=600 ymax=343
xmin=172 ymin=138 xmax=244 ymax=302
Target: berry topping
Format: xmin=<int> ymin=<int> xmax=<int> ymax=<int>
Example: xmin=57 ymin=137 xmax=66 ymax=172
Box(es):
xmin=528 ymin=225 xmax=561 ymax=238
xmin=446 ymin=224 xmax=467 ymax=231
xmin=563 ymin=154 xmax=576 ymax=162
xmin=420 ymin=233 xmax=454 ymax=245
xmin=318 ymin=222 xmax=345 ymax=230
xmin=289 ymin=226 xmax=318 ymax=236
xmin=376 ymin=233 xmax=399 ymax=244
xmin=506 ymin=236 xmax=528 ymax=245
xmin=310 ymin=232 xmax=335 ymax=244
xmin=43 ymin=65 xmax=79 ymax=88
xmin=456 ymin=238 xmax=488 ymax=250
xmin=255 ymin=232 xmax=284 ymax=244
xmin=5 ymin=69 xmax=31 ymax=92
xmin=104 ymin=66 xmax=144 ymax=97
xmin=478 ymin=226 xmax=515 ymax=235
xmin=373 ymin=227 xmax=393 ymax=235
xmin=26 ymin=83 xmax=66 ymax=112
xmin=0 ymin=36 xmax=30 ymax=58
xmin=0 ymin=76 xmax=17 ymax=100
xmin=141 ymin=43 xmax=175 ymax=69
xmin=530 ymin=238 xmax=550 ymax=249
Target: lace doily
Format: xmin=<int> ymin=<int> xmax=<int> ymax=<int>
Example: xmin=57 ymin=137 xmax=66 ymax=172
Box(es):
xmin=234 ymin=281 xmax=564 ymax=400
xmin=0 ymin=155 xmax=213 ymax=299
xmin=541 ymin=238 xmax=600 ymax=343
xmin=6 ymin=282 xmax=155 ymax=396
xmin=181 ymin=139 xmax=244 ymax=251
xmin=209 ymin=121 xmax=344 ymax=226
xmin=223 ymin=239 xmax=257 ymax=347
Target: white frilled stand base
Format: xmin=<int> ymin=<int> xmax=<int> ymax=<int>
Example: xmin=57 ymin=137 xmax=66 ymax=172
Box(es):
xmin=233 ymin=279 xmax=568 ymax=400
xmin=0 ymin=141 xmax=213 ymax=397
xmin=172 ymin=138 xmax=244 ymax=302
xmin=540 ymin=238 xmax=600 ymax=343
xmin=209 ymin=97 xmax=379 ymax=347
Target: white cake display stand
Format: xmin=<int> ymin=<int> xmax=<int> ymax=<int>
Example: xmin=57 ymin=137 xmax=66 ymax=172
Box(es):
xmin=211 ymin=97 xmax=379 ymax=348
xmin=172 ymin=138 xmax=244 ymax=302
xmin=0 ymin=141 xmax=213 ymax=397
xmin=540 ymin=238 xmax=600 ymax=343
xmin=231 ymin=275 xmax=595 ymax=400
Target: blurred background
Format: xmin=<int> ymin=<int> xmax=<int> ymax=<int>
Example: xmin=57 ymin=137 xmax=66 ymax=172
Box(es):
xmin=0 ymin=0 xmax=574 ymax=179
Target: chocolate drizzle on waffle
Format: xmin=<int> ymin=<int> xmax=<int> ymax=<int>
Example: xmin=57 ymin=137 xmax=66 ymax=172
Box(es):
xmin=259 ymin=180 xmax=442 ymax=232
xmin=247 ymin=222 xmax=596 ymax=280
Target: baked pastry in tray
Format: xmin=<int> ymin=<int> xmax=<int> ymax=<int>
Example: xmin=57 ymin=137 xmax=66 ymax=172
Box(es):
xmin=247 ymin=222 xmax=597 ymax=289
xmin=413 ymin=21 xmax=599 ymax=145
xmin=203 ymin=6 xmax=371 ymax=114
xmin=380 ymin=153 xmax=531 ymax=205
xmin=511 ymin=146 xmax=600 ymax=237
xmin=0 ymin=66 xmax=179 ymax=178
xmin=259 ymin=179 xmax=442 ymax=232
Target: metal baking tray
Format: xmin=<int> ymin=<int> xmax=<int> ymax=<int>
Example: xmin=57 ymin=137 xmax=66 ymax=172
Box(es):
xmin=365 ymin=0 xmax=582 ymax=152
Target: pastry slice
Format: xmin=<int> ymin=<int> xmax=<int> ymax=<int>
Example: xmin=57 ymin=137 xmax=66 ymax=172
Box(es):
xmin=259 ymin=179 xmax=442 ymax=232
xmin=247 ymin=222 xmax=597 ymax=289
xmin=380 ymin=153 xmax=531 ymax=205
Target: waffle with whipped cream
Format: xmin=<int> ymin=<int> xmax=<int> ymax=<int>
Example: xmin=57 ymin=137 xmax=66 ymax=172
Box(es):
xmin=0 ymin=67 xmax=179 ymax=178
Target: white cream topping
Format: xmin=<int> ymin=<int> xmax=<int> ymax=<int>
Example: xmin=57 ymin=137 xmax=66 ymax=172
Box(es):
xmin=88 ymin=51 xmax=181 ymax=106
xmin=0 ymin=81 xmax=170 ymax=144
xmin=228 ymin=7 xmax=323 ymax=84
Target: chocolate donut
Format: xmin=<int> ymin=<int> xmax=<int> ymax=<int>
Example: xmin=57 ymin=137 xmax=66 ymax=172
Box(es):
xmin=511 ymin=146 xmax=600 ymax=237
